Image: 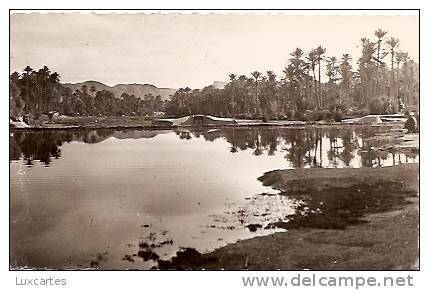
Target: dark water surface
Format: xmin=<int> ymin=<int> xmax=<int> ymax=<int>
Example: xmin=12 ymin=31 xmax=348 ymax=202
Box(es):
xmin=10 ymin=127 xmax=419 ymax=269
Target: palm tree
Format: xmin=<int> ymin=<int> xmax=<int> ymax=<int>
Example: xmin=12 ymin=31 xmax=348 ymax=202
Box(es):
xmin=400 ymin=57 xmax=416 ymax=106
xmin=81 ymin=85 xmax=88 ymax=98
xmin=229 ymin=73 xmax=237 ymax=117
xmin=395 ymin=51 xmax=411 ymax=101
xmin=395 ymin=51 xmax=410 ymax=72
xmin=90 ymin=85 xmax=97 ymax=97
xmin=386 ymin=37 xmax=399 ymax=101
xmin=266 ymin=70 xmax=276 ymax=81
xmin=374 ymin=28 xmax=388 ymax=99
xmin=36 ymin=66 xmax=51 ymax=114
xmin=306 ymin=49 xmax=318 ymax=108
xmin=339 ymin=54 xmax=353 ymax=104
xmin=285 ymin=48 xmax=307 ymax=112
xmin=251 ymin=71 xmax=261 ymax=116
xmin=326 ymin=56 xmax=339 ymax=104
xmin=48 ymin=71 xmax=61 ymax=112
xmin=358 ymin=37 xmax=377 ymax=108
xmin=374 ymin=28 xmax=388 ymax=63
xmin=22 ymin=66 xmax=33 ymax=114
xmin=266 ymin=70 xmax=278 ymax=117
xmin=315 ymin=45 xmax=326 ymax=109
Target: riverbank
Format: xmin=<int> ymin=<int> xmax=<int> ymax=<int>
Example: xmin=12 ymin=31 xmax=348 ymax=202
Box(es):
xmin=156 ymin=162 xmax=419 ymax=270
xmin=10 ymin=115 xmax=407 ymax=131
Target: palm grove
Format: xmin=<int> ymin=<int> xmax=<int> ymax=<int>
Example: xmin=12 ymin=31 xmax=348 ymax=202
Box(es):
xmin=10 ymin=29 xmax=419 ymax=120
xmin=10 ymin=67 xmax=165 ymax=118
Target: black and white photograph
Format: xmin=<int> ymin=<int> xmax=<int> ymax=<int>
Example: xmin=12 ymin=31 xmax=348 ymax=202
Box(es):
xmin=9 ymin=10 xmax=419 ymax=272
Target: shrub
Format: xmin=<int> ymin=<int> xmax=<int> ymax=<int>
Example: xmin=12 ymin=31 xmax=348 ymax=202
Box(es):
xmin=369 ymin=99 xmax=386 ymax=114
xmin=354 ymin=108 xmax=370 ymax=118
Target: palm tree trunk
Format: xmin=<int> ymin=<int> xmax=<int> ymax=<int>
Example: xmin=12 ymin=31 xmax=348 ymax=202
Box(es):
xmin=319 ymin=132 xmax=323 ymax=167
xmin=410 ymin=67 xmax=414 ymax=106
xmin=318 ymin=62 xmax=322 ymax=109
xmin=312 ymin=69 xmax=317 ymax=109
xmin=255 ymin=82 xmax=258 ymax=115
xmin=390 ymin=54 xmax=395 ymax=101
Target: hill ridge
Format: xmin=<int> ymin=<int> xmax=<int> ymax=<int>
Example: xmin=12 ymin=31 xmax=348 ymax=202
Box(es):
xmin=64 ymin=81 xmax=176 ymax=101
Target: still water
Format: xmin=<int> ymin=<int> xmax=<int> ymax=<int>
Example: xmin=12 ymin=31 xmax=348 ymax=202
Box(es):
xmin=10 ymin=126 xmax=419 ymax=269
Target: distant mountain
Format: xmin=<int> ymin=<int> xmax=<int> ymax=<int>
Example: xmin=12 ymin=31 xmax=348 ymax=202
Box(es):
xmin=63 ymin=81 xmax=176 ymax=101
xmin=211 ymin=81 xmax=227 ymax=89
xmin=80 ymin=130 xmax=171 ymax=144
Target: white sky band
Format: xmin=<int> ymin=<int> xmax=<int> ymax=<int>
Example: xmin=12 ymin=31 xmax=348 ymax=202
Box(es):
xmin=10 ymin=12 xmax=418 ymax=89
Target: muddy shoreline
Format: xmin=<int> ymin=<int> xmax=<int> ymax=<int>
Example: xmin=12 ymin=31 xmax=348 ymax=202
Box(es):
xmin=10 ymin=115 xmax=407 ymax=131
xmin=156 ymin=163 xmax=419 ymax=270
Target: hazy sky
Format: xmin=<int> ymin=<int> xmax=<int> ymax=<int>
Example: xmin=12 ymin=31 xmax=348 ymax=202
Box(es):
xmin=10 ymin=13 xmax=419 ymax=89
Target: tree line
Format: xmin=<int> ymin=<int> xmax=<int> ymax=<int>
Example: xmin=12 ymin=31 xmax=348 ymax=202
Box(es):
xmin=166 ymin=28 xmax=419 ymax=119
xmin=10 ymin=66 xmax=165 ymax=118
xmin=10 ymin=28 xmax=419 ymax=120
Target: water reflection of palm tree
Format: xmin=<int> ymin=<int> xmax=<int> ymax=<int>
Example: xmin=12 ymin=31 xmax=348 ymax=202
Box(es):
xmin=405 ymin=152 xmax=417 ymax=163
xmin=358 ymin=132 xmax=391 ymax=167
xmin=266 ymin=129 xmax=278 ymax=156
xmin=12 ymin=127 xmax=413 ymax=171
xmin=339 ymin=130 xmax=358 ymax=166
xmin=311 ymin=129 xmax=323 ymax=168
xmin=303 ymin=129 xmax=320 ymax=168
xmin=285 ymin=130 xmax=309 ymax=168
xmin=229 ymin=128 xmax=238 ymax=153
xmin=11 ymin=131 xmax=64 ymax=166
xmin=319 ymin=130 xmax=323 ymax=167
xmin=258 ymin=128 xmax=278 ymax=156
xmin=178 ymin=131 xmax=192 ymax=140
xmin=327 ymin=129 xmax=341 ymax=167
xmin=10 ymin=130 xmax=118 ymax=167
xmin=252 ymin=134 xmax=262 ymax=156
